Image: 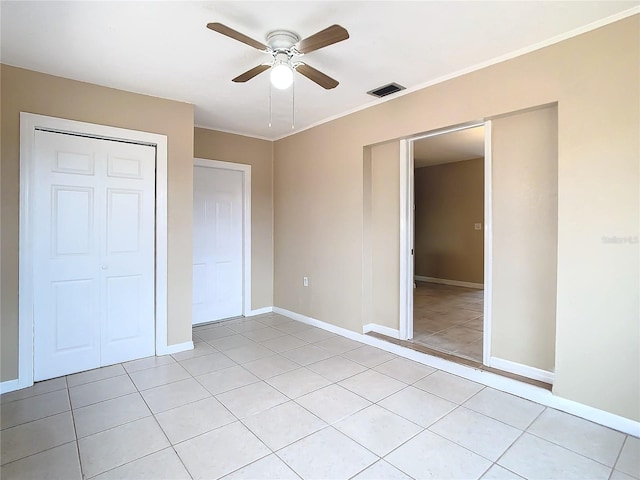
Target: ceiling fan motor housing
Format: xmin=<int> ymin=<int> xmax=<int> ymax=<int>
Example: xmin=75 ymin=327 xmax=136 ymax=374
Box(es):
xmin=266 ymin=30 xmax=301 ymax=51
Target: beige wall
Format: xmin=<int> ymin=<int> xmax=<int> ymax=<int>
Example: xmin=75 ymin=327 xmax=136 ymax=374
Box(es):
xmin=414 ymin=158 xmax=484 ymax=284
xmin=274 ymin=124 xmax=364 ymax=330
xmin=1 ymin=65 xmax=195 ymax=381
xmin=370 ymin=142 xmax=400 ymax=329
xmin=274 ymin=17 xmax=639 ymax=420
xmin=193 ymin=128 xmax=274 ymax=310
xmin=491 ymin=106 xmax=558 ymax=372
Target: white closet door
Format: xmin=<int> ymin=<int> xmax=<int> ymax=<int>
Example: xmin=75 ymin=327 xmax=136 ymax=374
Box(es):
xmin=192 ymin=166 xmax=244 ymax=324
xmin=33 ymin=130 xmax=155 ymax=380
xmin=100 ymin=140 xmax=156 ymax=365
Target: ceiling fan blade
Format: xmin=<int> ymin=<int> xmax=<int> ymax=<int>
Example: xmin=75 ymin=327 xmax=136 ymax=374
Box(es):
xmin=207 ymin=22 xmax=268 ymax=51
xmin=232 ymin=64 xmax=270 ymax=83
xmin=295 ymin=63 xmax=339 ymax=89
xmin=294 ymin=25 xmax=349 ymax=54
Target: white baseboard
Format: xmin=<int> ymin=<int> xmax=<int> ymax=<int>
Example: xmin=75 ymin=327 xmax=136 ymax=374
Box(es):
xmin=490 ymin=356 xmax=555 ymax=384
xmin=415 ymin=275 xmax=483 ymax=289
xmin=272 ymin=307 xmax=367 ymax=344
xmin=363 ymin=323 xmax=400 ymax=339
xmin=1 ymin=378 xmax=22 ymax=394
xmin=157 ymin=340 xmax=193 ymax=356
xmin=273 ymin=306 xmax=639 ymax=437
xmin=246 ymin=307 xmax=274 ymax=316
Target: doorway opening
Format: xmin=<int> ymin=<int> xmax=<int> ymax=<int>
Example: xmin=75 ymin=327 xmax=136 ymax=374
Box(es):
xmin=410 ymin=125 xmax=486 ymax=363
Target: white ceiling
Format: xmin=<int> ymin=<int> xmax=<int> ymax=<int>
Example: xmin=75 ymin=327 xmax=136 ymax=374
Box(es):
xmin=414 ymin=126 xmax=485 ymax=168
xmin=1 ymin=1 xmax=637 ymax=140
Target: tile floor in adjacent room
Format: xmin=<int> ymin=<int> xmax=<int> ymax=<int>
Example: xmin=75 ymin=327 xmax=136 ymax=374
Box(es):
xmin=412 ymin=282 xmax=484 ymax=362
xmin=1 ymin=313 xmax=638 ymax=480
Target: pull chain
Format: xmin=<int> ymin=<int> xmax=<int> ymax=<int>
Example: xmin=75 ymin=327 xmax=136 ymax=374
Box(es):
xmin=268 ymin=68 xmax=296 ymax=129
xmin=268 ymin=80 xmax=273 ymax=128
xmin=291 ymin=74 xmax=295 ymax=130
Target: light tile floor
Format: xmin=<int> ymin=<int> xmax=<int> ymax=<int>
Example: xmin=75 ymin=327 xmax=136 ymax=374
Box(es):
xmin=413 ymin=282 xmax=484 ymax=362
xmin=1 ymin=313 xmax=638 ymax=480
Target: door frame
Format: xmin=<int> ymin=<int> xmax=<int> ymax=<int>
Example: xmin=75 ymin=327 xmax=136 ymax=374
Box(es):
xmin=18 ymin=112 xmax=169 ymax=390
xmin=399 ymin=120 xmax=493 ymax=366
xmin=193 ymin=158 xmax=252 ymax=317
xmin=398 ymin=140 xmax=414 ymax=341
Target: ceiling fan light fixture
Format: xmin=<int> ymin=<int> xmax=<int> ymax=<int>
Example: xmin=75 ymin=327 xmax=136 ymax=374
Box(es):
xmin=270 ymin=57 xmax=293 ymax=90
xmin=208 ymin=23 xmax=348 ymax=91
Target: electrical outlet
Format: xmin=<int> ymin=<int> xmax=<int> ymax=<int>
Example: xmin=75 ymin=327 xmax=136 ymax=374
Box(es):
xmin=474 ymin=223 xmax=482 ymax=230
xmin=303 ymin=276 xmax=309 ymax=287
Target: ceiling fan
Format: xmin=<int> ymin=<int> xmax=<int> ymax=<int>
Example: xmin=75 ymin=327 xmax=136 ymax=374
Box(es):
xmin=207 ymin=22 xmax=349 ymax=90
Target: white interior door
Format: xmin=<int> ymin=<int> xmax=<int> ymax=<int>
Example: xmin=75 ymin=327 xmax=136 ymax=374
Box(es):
xmin=192 ymin=165 xmax=244 ymax=324
xmin=33 ymin=130 xmax=155 ymax=381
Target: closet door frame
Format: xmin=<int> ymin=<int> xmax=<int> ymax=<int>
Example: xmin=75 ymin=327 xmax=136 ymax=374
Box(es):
xmin=16 ymin=112 xmax=173 ymax=391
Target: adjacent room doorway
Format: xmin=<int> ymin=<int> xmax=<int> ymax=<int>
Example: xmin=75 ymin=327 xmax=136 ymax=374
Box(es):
xmin=399 ymin=121 xmax=492 ymax=367
xmin=412 ymin=125 xmax=486 ymax=362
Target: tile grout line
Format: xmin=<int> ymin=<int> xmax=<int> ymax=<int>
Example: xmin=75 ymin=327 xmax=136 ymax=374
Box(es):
xmin=453 ymin=399 xmax=536 ymax=433
xmin=608 ymin=435 xmax=630 ymax=480
xmin=125 ymin=363 xmax=196 ymax=480
xmin=524 ymin=431 xmax=620 ymax=473
xmin=0 ymin=384 xmax=68 ymax=406
xmin=70 ymin=386 xmax=140 ymax=411
xmin=67 ymin=371 xmax=127 ymax=389
xmin=268 ymin=424 xmax=382 ymax=480
xmin=0 ymin=440 xmax=79 ymax=470
xmin=1 ymin=397 xmax=73 ymax=432
xmin=523 ymin=426 xmax=627 ymax=470
xmin=66 ymin=376 xmax=85 ymax=479
xmin=490 ymin=427 xmax=530 ymax=475
xmin=73 ymin=394 xmax=153 ymax=441
xmin=424 ymin=415 xmax=518 ymax=467
xmin=490 ymin=406 xmax=548 ymax=474
xmin=122 ymin=356 xmax=179 ymax=375
xmin=66 ymin=365 xmax=129 ymax=389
